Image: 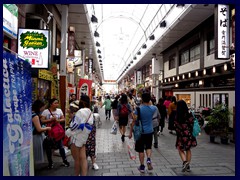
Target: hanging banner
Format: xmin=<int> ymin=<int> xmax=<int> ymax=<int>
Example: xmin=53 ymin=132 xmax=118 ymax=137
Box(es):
xmin=78 ymin=78 xmax=92 ymax=100
xmin=3 ymin=51 xmax=33 ymax=176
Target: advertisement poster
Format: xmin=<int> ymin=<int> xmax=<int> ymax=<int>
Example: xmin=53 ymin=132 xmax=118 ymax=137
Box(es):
xmin=78 ymin=78 xmax=92 ymax=100
xmin=18 ymin=28 xmax=49 ymax=68
xmin=3 ymin=51 xmax=33 ymax=176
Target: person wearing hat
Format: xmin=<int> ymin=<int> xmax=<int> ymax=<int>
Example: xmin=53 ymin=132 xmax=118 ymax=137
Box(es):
xmin=66 ymin=95 xmax=94 ymax=176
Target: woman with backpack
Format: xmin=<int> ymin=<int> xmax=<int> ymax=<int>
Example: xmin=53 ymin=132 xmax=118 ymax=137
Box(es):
xmin=117 ymin=93 xmax=134 ymax=142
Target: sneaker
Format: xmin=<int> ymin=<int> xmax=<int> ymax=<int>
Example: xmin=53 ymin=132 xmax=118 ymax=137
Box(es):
xmin=138 ymin=165 xmax=145 ymax=173
xmin=62 ymin=160 xmax=70 ymax=167
xmin=47 ymin=163 xmax=54 ymax=169
xmin=182 ymin=161 xmax=189 ymax=172
xmin=186 ymin=165 xmax=191 ymax=172
xmin=147 ymin=159 xmax=153 ymax=170
xmin=92 ymin=163 xmax=99 ymax=170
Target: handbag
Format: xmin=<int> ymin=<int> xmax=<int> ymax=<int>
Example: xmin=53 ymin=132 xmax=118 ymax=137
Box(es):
xmin=192 ymin=111 xmax=201 ymax=137
xmin=48 ymin=109 xmax=65 ymax=141
xmin=110 ymin=121 xmax=118 ymax=135
xmin=63 ymin=135 xmax=71 ymax=147
xmin=43 ymin=136 xmax=58 ymax=149
xmin=133 ymin=107 xmax=144 ymax=141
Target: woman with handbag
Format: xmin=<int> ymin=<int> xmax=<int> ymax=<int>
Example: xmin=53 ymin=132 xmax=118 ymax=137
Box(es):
xmin=65 ymin=95 xmax=94 ymax=176
xmin=41 ymin=98 xmax=70 ymax=169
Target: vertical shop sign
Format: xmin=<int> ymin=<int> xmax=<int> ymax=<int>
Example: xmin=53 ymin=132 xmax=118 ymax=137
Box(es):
xmin=18 ymin=28 xmax=49 ymax=68
xmin=215 ymin=4 xmax=230 ymax=59
xmin=68 ymin=31 xmax=75 ymax=57
xmin=78 ymin=78 xmax=92 ymax=100
xmin=3 ymin=51 xmax=32 ymax=176
xmin=3 ymin=4 xmax=18 ymax=39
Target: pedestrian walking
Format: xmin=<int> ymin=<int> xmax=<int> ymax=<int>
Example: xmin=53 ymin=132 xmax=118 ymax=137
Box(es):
xmin=152 ymin=107 xmax=160 ymax=148
xmin=102 ymin=95 xmax=112 ymax=120
xmin=117 ymin=93 xmax=133 ymax=142
xmin=174 ymin=100 xmax=197 ymax=172
xmin=111 ymin=95 xmax=120 ymax=121
xmin=156 ymin=98 xmax=167 ymax=135
xmin=85 ymin=121 xmax=99 ymax=170
xmin=129 ymin=92 xmax=157 ymax=173
xmin=168 ymin=96 xmax=177 ymax=134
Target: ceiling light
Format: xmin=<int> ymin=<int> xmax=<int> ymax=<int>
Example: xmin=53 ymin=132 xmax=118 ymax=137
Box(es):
xmin=99 ymin=60 xmax=102 ymax=62
xmin=97 ymin=49 xmax=101 ymax=53
xmin=160 ymin=20 xmax=166 ymax=27
xmin=96 ymin=41 xmax=100 ymax=46
xmin=130 ymin=61 xmax=133 ymax=64
xmin=195 ymin=71 xmax=198 ymax=77
xmin=188 ymin=72 xmax=191 ymax=78
xmin=94 ymin=31 xmax=99 ymax=37
xmin=224 ymin=63 xmax=227 ymax=71
xmin=149 ymin=34 xmax=155 ymax=40
xmin=213 ymin=66 xmax=216 ymax=73
xmin=91 ymin=15 xmax=98 ymax=23
xmin=137 ymin=51 xmax=141 ymax=55
xmin=176 ymin=4 xmax=185 ymax=7
xmin=203 ymin=69 xmax=206 ymax=75
xmin=133 ymin=56 xmax=137 ymax=60
xmin=142 ymin=44 xmax=147 ymax=49
xmin=98 ymin=55 xmax=102 ymax=58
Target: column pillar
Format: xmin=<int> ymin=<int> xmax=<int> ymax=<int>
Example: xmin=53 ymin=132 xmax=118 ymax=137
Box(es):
xmin=59 ymin=4 xmax=68 ymax=115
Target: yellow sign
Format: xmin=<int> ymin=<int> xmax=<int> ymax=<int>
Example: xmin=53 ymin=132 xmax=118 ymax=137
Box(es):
xmin=38 ymin=70 xmax=53 ymax=81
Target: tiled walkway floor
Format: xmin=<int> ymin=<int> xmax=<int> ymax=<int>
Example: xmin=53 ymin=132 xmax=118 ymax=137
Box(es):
xmin=35 ymin=107 xmax=235 ymax=176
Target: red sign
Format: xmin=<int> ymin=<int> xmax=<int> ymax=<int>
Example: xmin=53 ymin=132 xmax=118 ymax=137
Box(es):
xmin=78 ymin=79 xmax=92 ymax=100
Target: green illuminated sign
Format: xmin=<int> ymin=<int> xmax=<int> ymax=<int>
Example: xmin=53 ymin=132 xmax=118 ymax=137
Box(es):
xmin=20 ymin=31 xmax=47 ymax=49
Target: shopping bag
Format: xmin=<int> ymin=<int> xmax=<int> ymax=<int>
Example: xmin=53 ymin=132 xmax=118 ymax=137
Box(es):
xmin=192 ymin=112 xmax=201 ymax=137
xmin=110 ymin=121 xmax=118 ymax=135
xmin=127 ymin=138 xmax=136 ymax=160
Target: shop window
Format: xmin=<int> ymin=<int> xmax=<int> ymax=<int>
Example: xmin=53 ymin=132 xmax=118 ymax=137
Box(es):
xmin=180 ymin=50 xmax=189 ymax=65
xmin=169 ymin=54 xmax=176 ymax=70
xmin=207 ymin=31 xmax=214 ymax=55
xmin=213 ymin=93 xmax=229 ymax=107
xmin=190 ymin=44 xmax=200 ymax=62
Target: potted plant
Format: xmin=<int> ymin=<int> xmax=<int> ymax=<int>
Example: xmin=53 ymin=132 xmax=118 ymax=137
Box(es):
xmin=204 ymin=104 xmax=231 ymax=144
